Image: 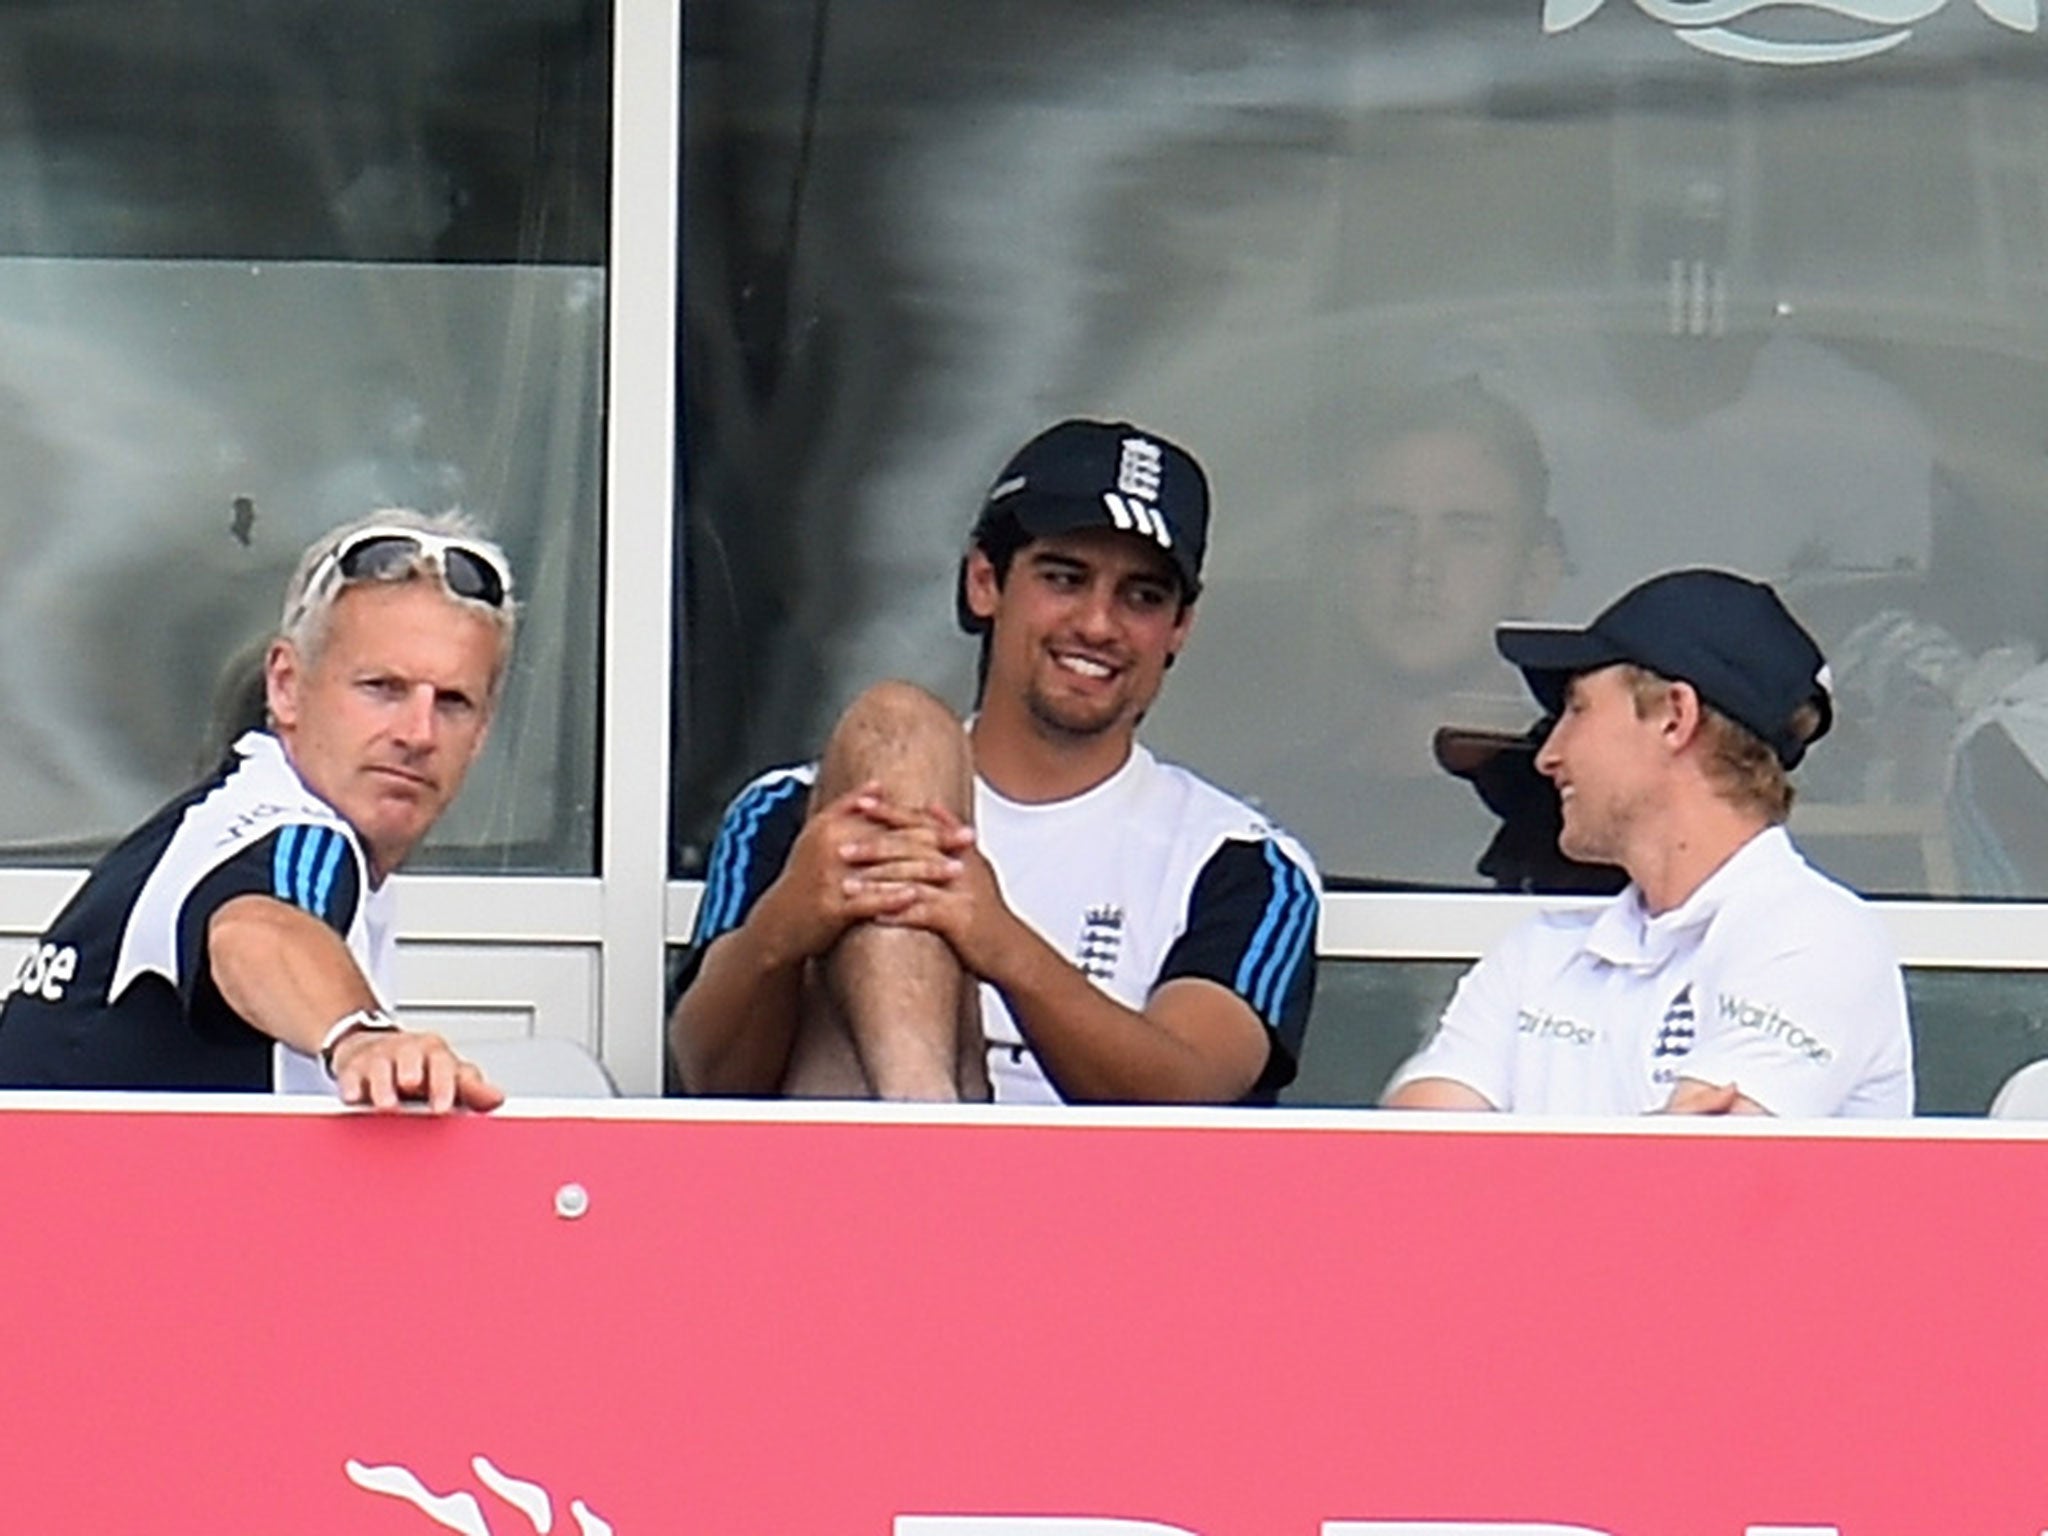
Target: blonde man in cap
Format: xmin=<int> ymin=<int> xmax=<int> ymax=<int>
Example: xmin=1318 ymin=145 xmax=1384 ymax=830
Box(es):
xmin=1385 ymin=567 xmax=1912 ymax=1117
xmin=673 ymin=419 xmax=1319 ymax=1105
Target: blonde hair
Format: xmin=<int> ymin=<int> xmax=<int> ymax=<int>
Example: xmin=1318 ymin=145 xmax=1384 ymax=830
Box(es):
xmin=1624 ymin=666 xmax=1821 ymax=823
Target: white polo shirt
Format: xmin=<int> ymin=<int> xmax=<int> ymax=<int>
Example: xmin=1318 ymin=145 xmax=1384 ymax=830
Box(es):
xmin=1388 ymin=827 xmax=1913 ymax=1117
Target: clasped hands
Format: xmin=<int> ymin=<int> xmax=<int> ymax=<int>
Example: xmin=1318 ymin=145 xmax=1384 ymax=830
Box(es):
xmin=767 ymin=781 xmax=1010 ymax=973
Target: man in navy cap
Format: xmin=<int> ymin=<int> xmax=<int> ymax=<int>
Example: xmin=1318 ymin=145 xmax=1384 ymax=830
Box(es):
xmin=1385 ymin=567 xmax=1913 ymax=1116
xmin=672 ymin=419 xmax=1319 ymax=1104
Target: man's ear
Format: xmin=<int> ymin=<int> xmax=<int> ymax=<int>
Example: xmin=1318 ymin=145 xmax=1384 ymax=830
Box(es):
xmin=963 ymin=547 xmax=1002 ymax=625
xmin=1165 ymin=599 xmax=1196 ymax=666
xmin=1662 ymin=678 xmax=1705 ymax=753
xmin=469 ymin=695 xmax=498 ymax=760
xmin=263 ymin=640 xmax=301 ymax=732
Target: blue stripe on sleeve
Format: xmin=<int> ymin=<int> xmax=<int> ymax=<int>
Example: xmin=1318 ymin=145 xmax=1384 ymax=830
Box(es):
xmin=697 ymin=776 xmax=805 ymax=941
xmin=293 ymin=825 xmax=330 ymax=912
xmin=1233 ymin=842 xmax=1293 ymax=1008
xmin=310 ymin=831 xmax=347 ymax=919
xmin=1255 ymin=861 xmax=1316 ymax=1022
xmin=1235 ymin=843 xmax=1316 ymax=1023
xmin=273 ymin=826 xmax=300 ymax=902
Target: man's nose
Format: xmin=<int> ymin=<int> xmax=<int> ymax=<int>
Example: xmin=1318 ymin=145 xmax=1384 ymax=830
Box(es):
xmin=1073 ymin=581 xmax=1119 ymax=637
xmin=1407 ymin=529 xmax=1447 ymax=588
xmin=392 ymin=684 xmax=438 ymax=747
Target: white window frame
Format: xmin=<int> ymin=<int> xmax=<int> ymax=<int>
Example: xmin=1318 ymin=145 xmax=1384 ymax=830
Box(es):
xmin=10 ymin=5 xmax=2048 ymax=1099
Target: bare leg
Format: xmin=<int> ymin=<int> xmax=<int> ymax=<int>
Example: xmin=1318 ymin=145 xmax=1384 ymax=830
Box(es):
xmin=955 ymin=973 xmax=992 ymax=1102
xmin=777 ymin=965 xmax=874 ymax=1097
xmin=778 ymin=681 xmax=979 ymax=1101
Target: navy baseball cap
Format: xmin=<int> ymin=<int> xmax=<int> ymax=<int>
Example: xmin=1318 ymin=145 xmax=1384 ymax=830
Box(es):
xmin=1495 ymin=568 xmax=1834 ymax=769
xmin=958 ymin=419 xmax=1210 ymax=632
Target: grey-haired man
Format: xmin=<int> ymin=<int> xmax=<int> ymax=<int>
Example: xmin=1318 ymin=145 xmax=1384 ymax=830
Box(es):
xmin=672 ymin=419 xmax=1320 ymax=1105
xmin=0 ymin=511 xmax=515 ymax=1112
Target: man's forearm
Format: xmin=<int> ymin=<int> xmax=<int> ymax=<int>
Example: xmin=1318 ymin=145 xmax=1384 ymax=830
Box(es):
xmin=1382 ymin=1076 xmax=1496 ymax=1110
xmin=983 ymin=930 xmax=1266 ymax=1103
xmin=668 ymin=921 xmax=808 ymax=1094
xmin=1663 ymin=1076 xmax=1769 ymax=1115
xmin=210 ymin=894 xmax=503 ymax=1113
xmin=208 ymin=895 xmax=382 ymax=1057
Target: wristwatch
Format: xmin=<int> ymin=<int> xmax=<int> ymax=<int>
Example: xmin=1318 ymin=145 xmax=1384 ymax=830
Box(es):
xmin=318 ymin=1008 xmax=401 ymax=1077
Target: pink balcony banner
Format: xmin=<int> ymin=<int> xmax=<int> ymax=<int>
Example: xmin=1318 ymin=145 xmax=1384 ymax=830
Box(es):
xmin=0 ymin=1099 xmax=2043 ymax=1536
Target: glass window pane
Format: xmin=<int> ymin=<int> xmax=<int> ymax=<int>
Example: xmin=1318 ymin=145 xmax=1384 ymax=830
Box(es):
xmin=0 ymin=2 xmax=609 ymax=874
xmin=677 ymin=0 xmax=2048 ymax=901
xmin=1282 ymin=958 xmax=1464 ymax=1112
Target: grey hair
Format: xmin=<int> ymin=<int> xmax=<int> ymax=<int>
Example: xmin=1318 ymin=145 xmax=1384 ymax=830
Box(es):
xmin=276 ymin=508 xmax=519 ymax=697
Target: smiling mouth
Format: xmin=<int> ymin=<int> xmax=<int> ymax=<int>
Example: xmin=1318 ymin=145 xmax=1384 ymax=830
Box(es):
xmin=1052 ymin=650 xmax=1119 ymax=682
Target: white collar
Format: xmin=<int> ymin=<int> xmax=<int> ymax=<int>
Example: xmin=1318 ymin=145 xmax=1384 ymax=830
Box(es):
xmin=1583 ymin=825 xmax=1793 ymax=968
xmin=975 ymin=741 xmax=1150 ymax=818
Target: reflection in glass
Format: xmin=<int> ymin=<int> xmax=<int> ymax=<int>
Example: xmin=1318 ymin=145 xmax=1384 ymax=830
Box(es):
xmin=1221 ymin=380 xmax=1565 ymax=887
xmin=0 ymin=260 xmax=604 ymax=872
xmin=678 ymin=0 xmax=2048 ymax=898
xmin=0 ymin=2 xmax=610 ymax=873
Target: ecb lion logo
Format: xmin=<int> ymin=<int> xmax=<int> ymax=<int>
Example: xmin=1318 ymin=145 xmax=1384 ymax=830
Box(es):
xmin=1542 ymin=0 xmax=2038 ymax=64
xmin=347 ymin=1455 xmax=613 ymax=1535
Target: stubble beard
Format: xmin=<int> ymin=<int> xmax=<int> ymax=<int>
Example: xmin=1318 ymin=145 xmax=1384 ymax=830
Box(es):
xmin=1556 ymin=782 xmax=1641 ymax=871
xmin=1023 ymin=681 xmax=1126 ymax=742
